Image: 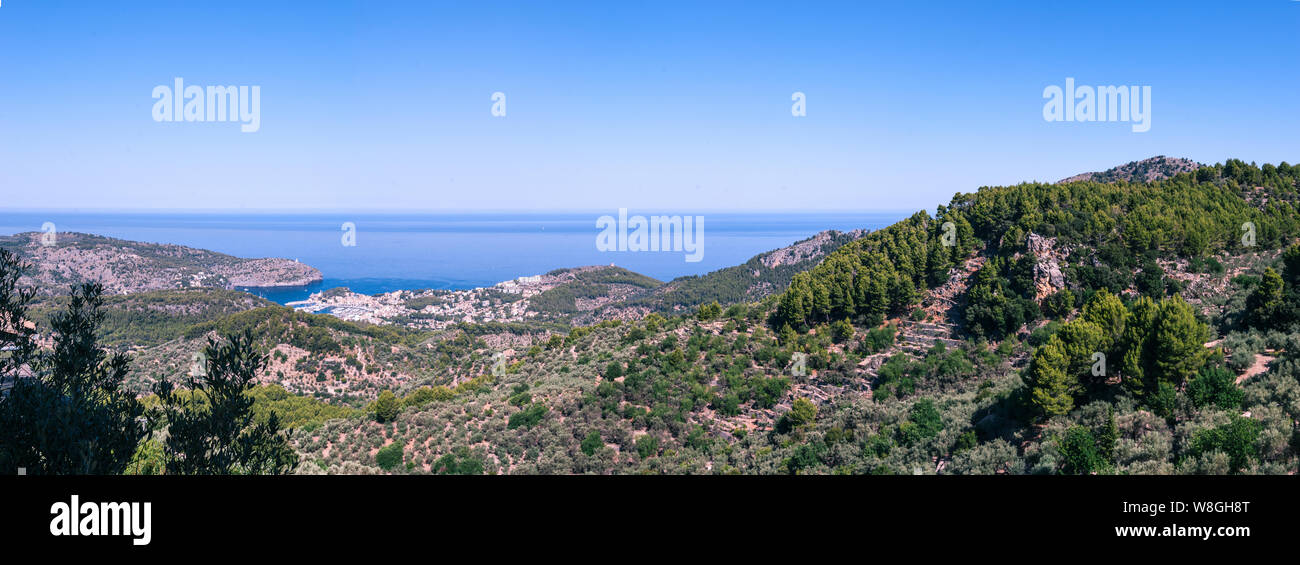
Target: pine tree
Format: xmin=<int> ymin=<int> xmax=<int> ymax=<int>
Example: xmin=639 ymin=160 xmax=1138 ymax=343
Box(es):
xmin=1246 ymin=267 xmax=1285 ymax=329
xmin=1151 ymin=296 xmax=1210 ymax=389
xmin=372 ymin=389 xmax=401 ymax=423
xmin=787 ymin=397 xmax=818 ymax=427
xmin=778 ymin=324 xmax=797 ymax=347
xmin=1027 ymin=336 xmax=1075 ymax=417
xmin=1096 ymin=407 xmax=1118 ymax=461
xmin=1054 ymin=320 xmax=1108 ymax=382
xmin=1058 ymin=426 xmax=1104 ymax=475
xmin=1282 ymin=243 xmax=1300 ymax=285
xmin=1081 ymin=288 xmax=1128 ymax=350
xmin=1120 ymin=296 xmax=1159 ymax=396
xmin=696 ymin=301 xmax=723 ymax=321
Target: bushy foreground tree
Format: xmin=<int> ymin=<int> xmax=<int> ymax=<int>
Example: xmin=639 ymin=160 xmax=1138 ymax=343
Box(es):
xmin=0 ymin=250 xmax=36 ymax=381
xmin=0 ymin=260 xmax=145 ymax=474
xmin=151 ymin=331 xmax=299 ymax=474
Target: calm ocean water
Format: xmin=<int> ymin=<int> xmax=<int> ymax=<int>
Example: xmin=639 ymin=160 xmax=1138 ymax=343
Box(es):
xmin=0 ymin=211 xmax=905 ymax=303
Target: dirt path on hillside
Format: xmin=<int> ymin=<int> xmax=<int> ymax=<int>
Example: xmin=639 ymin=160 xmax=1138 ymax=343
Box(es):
xmin=1236 ymin=354 xmax=1275 ymax=385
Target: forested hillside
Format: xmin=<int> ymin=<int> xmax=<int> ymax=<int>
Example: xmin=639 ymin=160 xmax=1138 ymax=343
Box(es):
xmin=774 ymin=159 xmax=1299 ymax=333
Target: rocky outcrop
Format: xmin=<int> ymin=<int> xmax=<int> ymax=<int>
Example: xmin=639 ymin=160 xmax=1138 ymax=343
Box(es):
xmin=1057 ymin=156 xmax=1202 ymax=185
xmin=1026 ymin=233 xmax=1065 ymax=300
xmin=760 ymin=229 xmax=866 ymax=269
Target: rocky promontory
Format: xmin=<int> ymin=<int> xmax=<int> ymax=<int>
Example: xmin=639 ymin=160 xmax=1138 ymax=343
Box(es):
xmin=0 ymin=232 xmax=322 ymax=295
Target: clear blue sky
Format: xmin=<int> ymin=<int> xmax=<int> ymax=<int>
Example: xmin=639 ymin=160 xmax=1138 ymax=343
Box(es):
xmin=1 ymin=0 xmax=1298 ymax=212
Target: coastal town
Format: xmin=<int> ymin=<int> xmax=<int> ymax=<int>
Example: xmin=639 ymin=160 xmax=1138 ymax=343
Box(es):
xmin=284 ymin=265 xmax=643 ymax=329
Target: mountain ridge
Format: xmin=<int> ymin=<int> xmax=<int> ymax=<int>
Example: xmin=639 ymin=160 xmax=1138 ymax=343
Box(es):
xmin=1056 ymin=155 xmax=1204 ymax=184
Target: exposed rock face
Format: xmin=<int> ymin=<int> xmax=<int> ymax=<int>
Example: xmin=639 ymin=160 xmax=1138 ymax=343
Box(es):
xmin=0 ymin=232 xmax=322 ymax=295
xmin=1025 ymin=232 xmax=1053 ymax=256
xmin=1034 ymin=261 xmax=1065 ymax=300
xmin=760 ymin=229 xmax=866 ymax=268
xmin=1057 ymin=156 xmax=1203 ymax=185
xmin=1026 ymin=233 xmax=1065 ymax=300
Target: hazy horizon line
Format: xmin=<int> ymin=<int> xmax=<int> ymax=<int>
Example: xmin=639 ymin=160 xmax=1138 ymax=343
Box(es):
xmin=0 ymin=207 xmax=920 ymax=215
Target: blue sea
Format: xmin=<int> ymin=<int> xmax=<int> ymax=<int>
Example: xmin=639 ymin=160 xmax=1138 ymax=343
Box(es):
xmin=0 ymin=211 xmax=905 ymax=304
